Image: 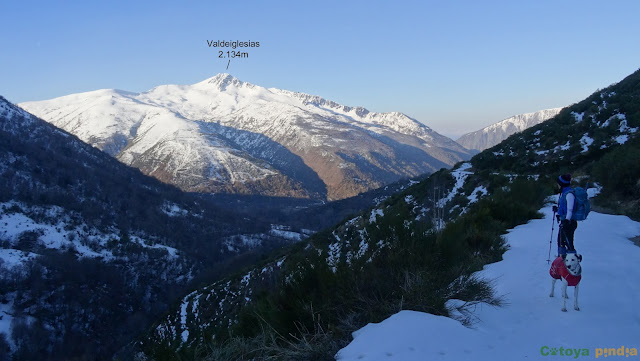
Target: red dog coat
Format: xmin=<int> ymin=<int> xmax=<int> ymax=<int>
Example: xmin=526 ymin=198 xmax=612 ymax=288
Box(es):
xmin=550 ymin=257 xmax=581 ymax=286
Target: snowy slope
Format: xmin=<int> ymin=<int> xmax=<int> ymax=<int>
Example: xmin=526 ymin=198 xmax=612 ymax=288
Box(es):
xmin=337 ymin=204 xmax=640 ymax=360
xmin=20 ymin=74 xmax=472 ymax=200
xmin=457 ymin=108 xmax=563 ymax=151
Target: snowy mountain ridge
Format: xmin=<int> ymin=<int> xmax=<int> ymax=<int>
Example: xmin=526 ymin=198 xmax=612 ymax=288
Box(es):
xmin=270 ymin=88 xmax=432 ymax=137
xmin=457 ymin=108 xmax=563 ymax=151
xmin=20 ymin=74 xmax=471 ymax=200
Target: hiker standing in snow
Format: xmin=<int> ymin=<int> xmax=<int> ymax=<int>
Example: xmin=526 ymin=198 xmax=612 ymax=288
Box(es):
xmin=553 ymin=174 xmax=577 ymax=255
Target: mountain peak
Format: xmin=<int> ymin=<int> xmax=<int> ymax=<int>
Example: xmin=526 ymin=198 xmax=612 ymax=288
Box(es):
xmin=198 ymin=73 xmax=247 ymax=91
xmin=457 ymin=107 xmax=563 ymax=151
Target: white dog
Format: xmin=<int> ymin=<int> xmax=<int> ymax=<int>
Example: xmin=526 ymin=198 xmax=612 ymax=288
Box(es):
xmin=549 ymin=253 xmax=582 ymax=312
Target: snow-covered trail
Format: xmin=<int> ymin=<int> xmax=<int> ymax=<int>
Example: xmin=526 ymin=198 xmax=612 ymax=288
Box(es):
xmin=337 ymin=206 xmax=640 ymax=360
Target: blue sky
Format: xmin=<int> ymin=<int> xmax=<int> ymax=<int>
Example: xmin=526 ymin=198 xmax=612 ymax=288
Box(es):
xmin=2 ymin=0 xmax=639 ymax=138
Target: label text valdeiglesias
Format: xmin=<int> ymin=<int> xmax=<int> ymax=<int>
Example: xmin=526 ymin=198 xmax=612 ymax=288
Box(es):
xmin=207 ymin=40 xmax=260 ymax=49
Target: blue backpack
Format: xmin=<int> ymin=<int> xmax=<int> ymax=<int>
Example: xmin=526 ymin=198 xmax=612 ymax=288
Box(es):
xmin=571 ymin=187 xmax=590 ymax=221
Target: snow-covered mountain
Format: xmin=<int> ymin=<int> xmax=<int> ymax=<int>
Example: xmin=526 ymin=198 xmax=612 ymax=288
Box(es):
xmin=19 ymin=74 xmax=472 ymax=200
xmin=457 ymin=108 xmax=562 ymax=151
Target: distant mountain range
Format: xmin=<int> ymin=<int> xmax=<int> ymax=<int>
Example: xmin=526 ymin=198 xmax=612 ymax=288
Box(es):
xmin=456 ymin=108 xmax=563 ymax=151
xmin=20 ymin=74 xmax=472 ymax=201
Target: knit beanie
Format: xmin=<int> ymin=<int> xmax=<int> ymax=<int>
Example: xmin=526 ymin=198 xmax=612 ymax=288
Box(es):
xmin=557 ymin=174 xmax=571 ymax=187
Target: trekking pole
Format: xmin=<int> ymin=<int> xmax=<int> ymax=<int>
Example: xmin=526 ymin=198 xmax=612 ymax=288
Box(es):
xmin=547 ymin=209 xmax=556 ymax=264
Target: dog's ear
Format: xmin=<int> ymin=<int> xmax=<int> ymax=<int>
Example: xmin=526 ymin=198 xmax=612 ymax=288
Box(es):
xmin=577 ymin=254 xmax=582 ymax=262
xmin=561 ymin=254 xmax=567 ymax=260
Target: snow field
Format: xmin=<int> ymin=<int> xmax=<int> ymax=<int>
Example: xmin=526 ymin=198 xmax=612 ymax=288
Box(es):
xmin=337 ymin=206 xmax=640 ymax=360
